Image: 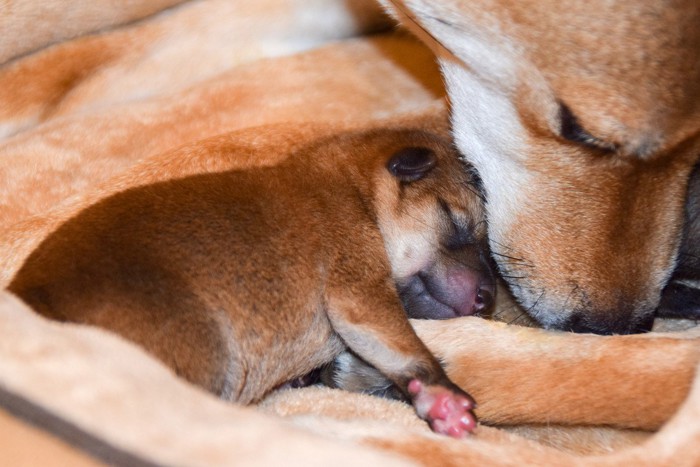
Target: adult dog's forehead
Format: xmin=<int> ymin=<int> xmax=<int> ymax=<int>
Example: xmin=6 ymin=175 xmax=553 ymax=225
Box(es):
xmin=387 ymin=0 xmax=700 ymax=152
xmin=505 ymin=2 xmax=699 ymax=94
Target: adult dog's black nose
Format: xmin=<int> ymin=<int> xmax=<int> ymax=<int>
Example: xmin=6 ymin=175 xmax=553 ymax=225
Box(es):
xmin=564 ymin=310 xmax=654 ymax=335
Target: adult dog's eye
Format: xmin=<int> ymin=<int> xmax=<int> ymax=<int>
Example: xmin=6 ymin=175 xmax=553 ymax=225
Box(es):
xmin=387 ymin=147 xmax=437 ymax=182
xmin=559 ymin=102 xmax=616 ymax=153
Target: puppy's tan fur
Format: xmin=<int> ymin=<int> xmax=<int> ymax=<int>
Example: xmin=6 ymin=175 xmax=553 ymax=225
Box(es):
xmin=9 ymin=128 xmax=489 ymax=434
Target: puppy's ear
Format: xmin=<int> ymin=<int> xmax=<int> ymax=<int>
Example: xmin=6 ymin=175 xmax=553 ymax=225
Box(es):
xmin=387 ymin=147 xmax=437 ymax=182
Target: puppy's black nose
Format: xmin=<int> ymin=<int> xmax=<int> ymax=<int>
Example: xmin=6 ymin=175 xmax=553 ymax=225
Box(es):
xmin=564 ymin=310 xmax=654 ymax=335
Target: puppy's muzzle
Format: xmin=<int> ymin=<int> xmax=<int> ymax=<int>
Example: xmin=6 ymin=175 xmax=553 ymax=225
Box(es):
xmin=398 ymin=259 xmax=495 ymax=320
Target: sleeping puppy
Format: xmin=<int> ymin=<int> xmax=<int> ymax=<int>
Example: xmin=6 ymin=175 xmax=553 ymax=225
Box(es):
xmin=8 ymin=128 xmax=494 ymax=438
xmin=330 ymin=163 xmax=700 ymax=403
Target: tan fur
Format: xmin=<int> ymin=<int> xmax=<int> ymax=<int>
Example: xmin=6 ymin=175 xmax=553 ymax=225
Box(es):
xmin=414 ymin=318 xmax=699 ymax=430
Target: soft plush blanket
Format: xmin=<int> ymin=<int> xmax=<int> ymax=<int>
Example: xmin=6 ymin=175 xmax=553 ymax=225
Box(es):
xmin=1 ymin=1 xmax=698 ymax=465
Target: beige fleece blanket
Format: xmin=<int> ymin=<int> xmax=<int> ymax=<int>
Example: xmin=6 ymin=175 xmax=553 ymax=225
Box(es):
xmin=1 ymin=1 xmax=698 ymax=465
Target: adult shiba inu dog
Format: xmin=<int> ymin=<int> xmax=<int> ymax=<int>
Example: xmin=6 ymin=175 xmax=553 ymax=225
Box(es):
xmin=382 ymin=0 xmax=700 ymax=334
xmin=8 ymin=128 xmax=495 ymax=438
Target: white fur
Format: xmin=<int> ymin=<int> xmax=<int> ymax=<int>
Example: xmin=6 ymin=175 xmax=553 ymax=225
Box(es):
xmin=440 ymin=61 xmax=530 ymax=248
xmin=0 ymin=120 xmax=34 ymax=140
xmin=381 ymin=224 xmax=438 ymax=281
xmin=397 ymin=0 xmax=520 ymax=87
xmin=380 ymin=1 xmax=532 ymax=247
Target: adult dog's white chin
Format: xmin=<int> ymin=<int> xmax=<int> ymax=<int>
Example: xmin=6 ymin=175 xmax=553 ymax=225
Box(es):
xmin=503 ymin=275 xmax=658 ymax=335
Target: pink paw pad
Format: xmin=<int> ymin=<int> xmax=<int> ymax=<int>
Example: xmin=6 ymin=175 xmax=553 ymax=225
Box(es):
xmin=408 ymin=379 xmax=477 ymax=438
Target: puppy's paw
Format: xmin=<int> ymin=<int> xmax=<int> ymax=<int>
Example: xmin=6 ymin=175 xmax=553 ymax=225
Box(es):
xmin=408 ymin=379 xmax=477 ymax=438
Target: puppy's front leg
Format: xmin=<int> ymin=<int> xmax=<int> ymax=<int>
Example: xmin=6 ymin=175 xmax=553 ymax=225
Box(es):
xmin=325 ymin=281 xmax=477 ymax=437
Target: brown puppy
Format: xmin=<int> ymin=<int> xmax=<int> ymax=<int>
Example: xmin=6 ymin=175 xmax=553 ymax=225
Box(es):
xmin=8 ymin=128 xmax=494 ymax=438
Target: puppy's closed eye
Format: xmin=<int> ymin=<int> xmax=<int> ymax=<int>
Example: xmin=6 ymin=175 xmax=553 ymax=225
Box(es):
xmin=387 ymin=147 xmax=437 ymax=182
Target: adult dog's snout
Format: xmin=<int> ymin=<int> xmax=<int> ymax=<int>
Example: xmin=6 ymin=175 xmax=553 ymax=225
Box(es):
xmin=486 ymin=138 xmax=700 ymax=336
